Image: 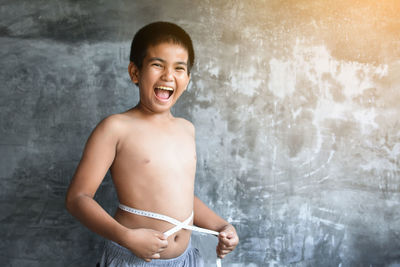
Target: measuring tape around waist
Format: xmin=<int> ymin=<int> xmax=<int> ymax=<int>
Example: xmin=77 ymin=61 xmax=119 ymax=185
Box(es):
xmin=118 ymin=203 xmax=222 ymax=267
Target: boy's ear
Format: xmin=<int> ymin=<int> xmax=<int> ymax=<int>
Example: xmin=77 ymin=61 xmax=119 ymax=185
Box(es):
xmin=128 ymin=62 xmax=139 ymax=84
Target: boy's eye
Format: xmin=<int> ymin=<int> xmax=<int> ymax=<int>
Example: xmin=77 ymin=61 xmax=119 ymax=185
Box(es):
xmin=152 ymin=63 xmax=163 ymax=68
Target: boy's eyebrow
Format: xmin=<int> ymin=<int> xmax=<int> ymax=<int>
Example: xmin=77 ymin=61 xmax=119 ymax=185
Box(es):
xmin=149 ymin=57 xmax=187 ymax=66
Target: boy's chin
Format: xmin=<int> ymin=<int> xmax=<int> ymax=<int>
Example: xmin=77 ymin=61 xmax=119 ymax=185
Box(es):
xmin=150 ymin=101 xmax=176 ymax=113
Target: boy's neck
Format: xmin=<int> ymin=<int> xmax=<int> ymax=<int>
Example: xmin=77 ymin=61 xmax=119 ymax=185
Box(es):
xmin=134 ymin=102 xmax=174 ymax=120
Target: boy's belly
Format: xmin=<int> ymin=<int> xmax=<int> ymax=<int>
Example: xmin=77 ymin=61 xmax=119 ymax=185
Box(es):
xmin=110 ymin=162 xmax=196 ymax=258
xmin=114 ymin=207 xmax=193 ymax=259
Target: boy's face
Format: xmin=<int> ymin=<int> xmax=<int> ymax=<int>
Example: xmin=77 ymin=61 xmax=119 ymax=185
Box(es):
xmin=129 ymin=42 xmax=191 ymax=114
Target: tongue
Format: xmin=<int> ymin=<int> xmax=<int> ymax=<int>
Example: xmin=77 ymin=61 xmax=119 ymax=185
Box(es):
xmin=155 ymin=88 xmax=170 ymax=99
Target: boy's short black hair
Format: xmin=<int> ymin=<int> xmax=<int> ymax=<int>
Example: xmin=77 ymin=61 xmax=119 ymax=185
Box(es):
xmin=130 ymin=21 xmax=195 ymax=73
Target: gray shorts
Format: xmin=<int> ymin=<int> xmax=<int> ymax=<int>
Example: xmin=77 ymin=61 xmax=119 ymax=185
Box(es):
xmin=98 ymin=240 xmax=204 ymax=267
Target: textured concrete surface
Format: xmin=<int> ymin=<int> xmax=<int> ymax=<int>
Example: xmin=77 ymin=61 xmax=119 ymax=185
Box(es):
xmin=1 ymin=0 xmax=400 ymax=266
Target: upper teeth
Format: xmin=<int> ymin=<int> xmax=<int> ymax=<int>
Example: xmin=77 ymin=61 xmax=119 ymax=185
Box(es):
xmin=157 ymin=86 xmax=173 ymax=91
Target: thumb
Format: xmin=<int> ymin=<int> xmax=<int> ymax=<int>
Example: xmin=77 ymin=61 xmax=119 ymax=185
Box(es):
xmin=161 ymin=234 xmax=168 ymax=240
xmin=225 ymin=231 xmax=235 ymax=239
xmin=155 ymin=231 xmax=168 ymax=240
xmin=219 ymin=232 xmax=227 ymax=238
xmin=220 ymin=230 xmax=235 ymax=240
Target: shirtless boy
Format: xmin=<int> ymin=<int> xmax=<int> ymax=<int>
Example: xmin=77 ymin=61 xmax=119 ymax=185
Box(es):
xmin=65 ymin=21 xmax=238 ymax=266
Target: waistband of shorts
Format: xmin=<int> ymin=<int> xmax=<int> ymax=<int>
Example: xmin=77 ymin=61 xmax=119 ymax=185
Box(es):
xmin=106 ymin=239 xmax=192 ymax=264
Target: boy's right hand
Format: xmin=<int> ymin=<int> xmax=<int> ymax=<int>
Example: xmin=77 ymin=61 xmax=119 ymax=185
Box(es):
xmin=122 ymin=228 xmax=168 ymax=262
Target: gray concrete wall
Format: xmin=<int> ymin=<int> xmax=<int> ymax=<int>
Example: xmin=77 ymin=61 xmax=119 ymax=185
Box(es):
xmin=1 ymin=1 xmax=399 ymax=266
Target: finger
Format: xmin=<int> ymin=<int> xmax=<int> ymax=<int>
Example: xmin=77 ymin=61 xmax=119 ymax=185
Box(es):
xmin=157 ymin=245 xmax=167 ymax=253
xmin=152 ymin=236 xmax=168 ymax=249
xmin=216 ymin=248 xmax=224 ymax=259
xmin=218 ymin=239 xmax=232 ymax=248
xmin=158 ymin=239 xmax=168 ymax=249
xmin=224 ymin=231 xmax=237 ymax=240
xmin=217 ymin=242 xmax=228 ymax=250
xmin=145 ymin=258 xmax=151 ymax=262
xmin=217 ymin=244 xmax=232 ymax=256
xmin=217 ymin=244 xmax=231 ymax=253
xmin=152 ymin=242 xmax=167 ymax=254
xmin=158 ymin=243 xmax=168 ymax=250
xmin=152 ymin=253 xmax=161 ymax=259
xmin=219 ymin=232 xmax=236 ymax=243
xmin=154 ymin=231 xmax=168 ymax=240
xmin=224 ymin=241 xmax=236 ymax=248
xmin=222 ymin=237 xmax=238 ymax=247
xmin=216 ymin=248 xmax=228 ymax=259
xmin=218 ymin=245 xmax=233 ymax=252
xmin=218 ymin=248 xmax=231 ymax=254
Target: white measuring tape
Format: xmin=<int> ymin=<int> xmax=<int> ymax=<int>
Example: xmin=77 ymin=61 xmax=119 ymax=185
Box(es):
xmin=119 ymin=203 xmax=222 ymax=267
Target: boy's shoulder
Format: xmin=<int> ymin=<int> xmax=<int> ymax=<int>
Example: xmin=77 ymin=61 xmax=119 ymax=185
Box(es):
xmin=99 ymin=112 xmax=131 ymax=126
xmin=94 ymin=112 xmax=133 ymax=135
xmin=174 ymin=117 xmax=195 ymax=135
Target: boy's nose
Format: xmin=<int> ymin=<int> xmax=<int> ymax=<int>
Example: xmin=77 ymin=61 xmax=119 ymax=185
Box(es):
xmin=161 ymin=68 xmax=174 ymax=81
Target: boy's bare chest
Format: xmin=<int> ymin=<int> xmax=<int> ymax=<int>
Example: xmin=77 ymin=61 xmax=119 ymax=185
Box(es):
xmin=118 ymin=129 xmax=196 ymax=169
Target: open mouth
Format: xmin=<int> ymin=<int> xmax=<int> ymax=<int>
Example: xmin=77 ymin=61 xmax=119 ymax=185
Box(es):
xmin=154 ymin=86 xmax=174 ymax=100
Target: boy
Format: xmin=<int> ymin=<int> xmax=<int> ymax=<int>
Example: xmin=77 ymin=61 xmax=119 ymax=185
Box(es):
xmin=65 ymin=21 xmax=238 ymax=266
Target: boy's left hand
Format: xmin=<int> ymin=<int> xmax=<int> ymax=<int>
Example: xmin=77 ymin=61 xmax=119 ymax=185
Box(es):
xmin=216 ymin=224 xmax=239 ymax=259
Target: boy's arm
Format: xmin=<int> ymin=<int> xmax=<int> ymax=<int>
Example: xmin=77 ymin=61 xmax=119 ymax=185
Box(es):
xmin=65 ymin=116 xmax=167 ymax=261
xmin=193 ymin=196 xmax=239 ymax=259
